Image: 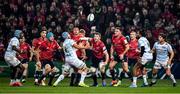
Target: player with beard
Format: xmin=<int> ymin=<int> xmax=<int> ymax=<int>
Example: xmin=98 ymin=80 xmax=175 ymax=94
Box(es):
xmin=109 ymin=27 xmax=131 ymax=86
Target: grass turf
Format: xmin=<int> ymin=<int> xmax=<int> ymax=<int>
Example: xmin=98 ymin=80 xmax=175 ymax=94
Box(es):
xmin=0 ymin=77 xmax=179 ymax=93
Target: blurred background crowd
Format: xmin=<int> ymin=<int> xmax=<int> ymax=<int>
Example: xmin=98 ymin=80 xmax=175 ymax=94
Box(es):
xmin=0 ymin=0 xmax=179 ymax=61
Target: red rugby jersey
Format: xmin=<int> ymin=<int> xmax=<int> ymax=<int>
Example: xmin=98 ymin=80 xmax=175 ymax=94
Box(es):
xmin=71 ymin=33 xmax=85 ymax=58
xmin=112 ymin=34 xmax=128 ymax=55
xmin=39 ymin=40 xmax=61 ymax=61
xmin=91 ymin=39 xmax=106 ymax=59
xmin=19 ymin=42 xmax=31 ymax=59
xmin=127 ymin=39 xmax=139 ymax=59
xmin=32 ymin=37 xmax=47 ymax=49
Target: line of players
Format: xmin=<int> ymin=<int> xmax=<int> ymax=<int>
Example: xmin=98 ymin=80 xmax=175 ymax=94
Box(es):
xmin=4 ymin=26 xmax=177 ymax=87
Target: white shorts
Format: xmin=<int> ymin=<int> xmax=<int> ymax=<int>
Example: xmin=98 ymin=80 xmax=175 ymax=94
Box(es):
xmin=153 ymin=60 xmax=168 ymax=69
xmin=141 ymin=53 xmax=153 ymax=65
xmin=65 ymin=57 xmax=85 ymax=69
xmin=4 ymin=56 xmax=21 ymax=67
xmin=62 ymin=57 xmax=86 ymax=74
xmin=62 ymin=63 xmax=71 ymax=74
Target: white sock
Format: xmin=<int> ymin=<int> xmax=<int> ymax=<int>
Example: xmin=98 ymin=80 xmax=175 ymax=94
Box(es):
xmin=80 ymin=72 xmax=86 ymax=83
xmin=169 ymin=74 xmax=176 ymax=83
xmin=143 ymin=75 xmax=148 ymax=85
xmin=54 ymin=74 xmax=64 ymax=85
xmin=35 ymin=79 xmax=38 ymax=82
xmin=10 ymin=79 xmax=15 ymax=83
xmin=152 ymin=74 xmax=157 ymax=83
xmin=133 ymin=77 xmax=137 ymax=85
xmin=16 ymin=79 xmax=20 ymax=82
xmin=43 ymin=77 xmax=46 ymax=81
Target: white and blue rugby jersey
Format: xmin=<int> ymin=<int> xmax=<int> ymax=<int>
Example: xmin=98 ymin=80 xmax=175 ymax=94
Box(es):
xmin=5 ymin=37 xmax=20 ymax=57
xmin=63 ymin=39 xmax=78 ymax=58
xmin=138 ymin=37 xmax=151 ymax=52
xmin=153 ymin=42 xmax=173 ymax=62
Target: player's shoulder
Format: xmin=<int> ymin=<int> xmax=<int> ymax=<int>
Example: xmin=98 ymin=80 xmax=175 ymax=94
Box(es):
xmin=121 ymin=35 xmax=126 ymax=39
xmin=32 ymin=38 xmax=39 ymax=43
xmin=65 ymin=39 xmax=74 ymax=43
xmin=154 ymin=41 xmax=159 ymax=45
xmin=164 ymin=42 xmax=172 ymax=47
xmin=25 ymin=42 xmax=30 ymax=46
xmin=100 ymin=40 xmax=105 ymax=46
xmin=138 ymin=37 xmax=146 ymax=42
xmin=11 ymin=37 xmax=18 ymax=41
xmin=52 ymin=40 xmax=58 ymax=43
xmin=139 ymin=37 xmax=145 ymax=40
xmin=10 ymin=37 xmax=19 ymax=43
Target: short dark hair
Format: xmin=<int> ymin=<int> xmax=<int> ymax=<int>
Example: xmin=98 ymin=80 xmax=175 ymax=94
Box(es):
xmin=138 ymin=29 xmax=145 ymax=37
xmin=159 ymin=33 xmax=167 ymax=40
xmin=94 ymin=32 xmax=101 ymax=37
xmin=115 ymin=27 xmax=123 ymax=31
xmin=79 ymin=29 xmax=86 ymax=34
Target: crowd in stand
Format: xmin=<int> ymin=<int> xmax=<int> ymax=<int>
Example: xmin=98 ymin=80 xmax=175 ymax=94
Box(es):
xmin=0 ymin=0 xmax=180 ymax=61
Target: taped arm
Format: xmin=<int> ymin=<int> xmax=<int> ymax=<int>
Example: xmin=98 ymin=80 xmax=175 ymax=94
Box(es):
xmin=140 ymin=46 xmax=145 ymax=57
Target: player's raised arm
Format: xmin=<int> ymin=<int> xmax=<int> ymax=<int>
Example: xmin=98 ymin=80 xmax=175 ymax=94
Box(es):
xmin=80 ymin=37 xmax=91 ymax=41
xmin=73 ymin=42 xmax=90 ymax=49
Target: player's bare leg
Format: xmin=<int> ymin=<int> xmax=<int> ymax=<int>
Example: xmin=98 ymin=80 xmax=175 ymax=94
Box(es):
xmin=149 ymin=68 xmax=158 ymax=86
xmin=166 ymin=67 xmax=177 ymax=87
xmin=9 ymin=66 xmax=17 ymax=86
xmin=53 ymin=73 xmax=68 ymax=87
xmin=78 ymin=66 xmax=89 ymax=87
xmin=21 ymin=63 xmax=28 ymax=83
xmin=34 ymin=50 xmax=42 ymax=85
xmin=150 ymin=67 xmax=177 ymax=87
xmin=129 ymin=63 xmax=142 ymax=88
xmin=38 ymin=64 xmax=52 ymax=86
xmin=14 ymin=64 xmax=25 ymax=87
xmin=141 ymin=66 xmax=148 ymax=87
xmin=53 ymin=64 xmax=70 ymax=87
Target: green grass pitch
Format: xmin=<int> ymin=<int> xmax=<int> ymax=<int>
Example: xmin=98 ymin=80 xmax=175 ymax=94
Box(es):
xmin=0 ymin=78 xmax=179 ymax=94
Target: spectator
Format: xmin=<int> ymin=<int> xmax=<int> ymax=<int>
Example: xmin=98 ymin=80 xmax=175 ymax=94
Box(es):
xmin=0 ymin=0 xmax=179 ymax=62
xmin=0 ymin=38 xmax=5 ymax=60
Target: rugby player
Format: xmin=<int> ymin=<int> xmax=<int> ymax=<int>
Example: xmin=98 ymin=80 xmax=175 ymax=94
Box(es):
xmin=109 ymin=27 xmax=131 ymax=86
xmin=53 ymin=32 xmax=90 ymax=87
xmin=32 ymin=30 xmax=47 ymax=85
xmin=130 ymin=30 xmax=153 ymax=88
xmin=149 ymin=33 xmax=177 ymax=87
xmin=37 ymin=32 xmax=62 ymax=86
xmin=18 ymin=36 xmax=32 ymax=83
xmin=4 ymin=30 xmax=25 ymax=86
